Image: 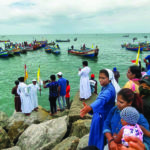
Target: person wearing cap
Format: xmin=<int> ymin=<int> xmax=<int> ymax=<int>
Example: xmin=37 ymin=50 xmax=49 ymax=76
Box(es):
xmin=57 ymin=72 xmax=67 ymax=111
xmin=78 ymin=61 xmax=91 ymax=100
xmin=113 ymin=106 xmax=143 ymax=147
xmin=28 ymin=79 xmax=41 ymax=111
xmin=17 ymin=77 xmax=32 ymax=116
xmin=139 ymin=75 xmax=150 ymax=124
xmin=89 ymin=74 xmax=97 ymax=94
xmin=144 ymin=55 xmax=150 ymax=71
xmin=112 ymin=67 xmax=120 ymax=83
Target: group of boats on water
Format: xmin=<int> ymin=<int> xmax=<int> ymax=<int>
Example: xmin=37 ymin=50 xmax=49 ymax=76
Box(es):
xmin=121 ymin=41 xmax=150 ymax=52
xmin=0 ymin=38 xmax=99 ymax=58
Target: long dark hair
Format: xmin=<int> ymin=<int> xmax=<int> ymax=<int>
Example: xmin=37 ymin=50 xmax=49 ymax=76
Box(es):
xmin=118 ymin=88 xmax=143 ymax=113
xmin=99 ymin=69 xmax=109 ymax=78
xmin=129 ymin=65 xmax=142 ymax=79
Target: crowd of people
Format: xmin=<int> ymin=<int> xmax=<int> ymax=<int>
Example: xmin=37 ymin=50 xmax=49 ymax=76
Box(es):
xmin=11 ymin=56 xmax=150 ymax=150
xmin=12 ymin=72 xmax=70 ymax=116
xmin=79 ymin=59 xmax=150 ymax=150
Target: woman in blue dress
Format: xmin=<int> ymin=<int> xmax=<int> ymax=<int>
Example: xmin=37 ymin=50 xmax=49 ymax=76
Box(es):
xmin=103 ymin=88 xmax=150 ymax=150
xmin=80 ymin=69 xmax=120 ymax=150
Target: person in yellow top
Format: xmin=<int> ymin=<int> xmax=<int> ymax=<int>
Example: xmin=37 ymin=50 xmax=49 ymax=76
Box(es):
xmin=123 ymin=65 xmax=142 ymax=93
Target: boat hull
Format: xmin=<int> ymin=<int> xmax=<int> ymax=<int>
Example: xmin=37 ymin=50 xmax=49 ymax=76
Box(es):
xmin=68 ymin=48 xmax=99 ymax=57
xmin=126 ymin=47 xmax=143 ymax=51
xmin=0 ymin=51 xmax=8 ymax=57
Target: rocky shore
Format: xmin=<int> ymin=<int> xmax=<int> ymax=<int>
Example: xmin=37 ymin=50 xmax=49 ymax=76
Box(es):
xmin=0 ymin=92 xmax=97 ymax=150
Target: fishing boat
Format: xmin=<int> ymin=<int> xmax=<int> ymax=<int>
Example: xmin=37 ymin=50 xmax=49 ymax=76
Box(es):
xmin=6 ymin=49 xmax=15 ymax=57
xmin=56 ymin=39 xmax=70 ymax=42
xmin=47 ymin=41 xmax=55 ymax=46
xmin=126 ymin=47 xmax=143 ymax=52
xmin=0 ymin=40 xmax=10 ymax=43
xmin=68 ymin=48 xmax=99 ymax=57
xmin=12 ymin=48 xmax=21 ymax=55
xmin=122 ymin=35 xmax=129 ymax=37
xmin=0 ymin=50 xmax=8 ymax=57
xmin=51 ymin=47 xmax=60 ymax=55
xmin=45 ymin=46 xmax=52 ymax=53
xmin=74 ymin=38 xmax=77 ymax=41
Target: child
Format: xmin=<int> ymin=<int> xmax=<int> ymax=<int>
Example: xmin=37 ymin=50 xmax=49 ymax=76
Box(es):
xmin=65 ymin=80 xmax=70 ymax=109
xmin=113 ymin=106 xmax=150 ymax=147
xmin=89 ymin=74 xmax=97 ymax=94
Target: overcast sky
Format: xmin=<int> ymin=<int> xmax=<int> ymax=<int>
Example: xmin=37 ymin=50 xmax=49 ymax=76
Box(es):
xmin=0 ymin=0 xmax=150 ymax=35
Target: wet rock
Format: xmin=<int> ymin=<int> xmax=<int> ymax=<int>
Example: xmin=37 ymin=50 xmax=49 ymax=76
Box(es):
xmin=2 ymin=146 xmax=21 ymax=150
xmin=76 ymin=134 xmax=89 ymax=150
xmin=0 ymin=111 xmax=9 ymax=128
xmin=0 ymin=126 xmax=12 ymax=149
xmin=69 ymin=119 xmax=91 ymax=138
xmin=52 ymin=136 xmax=79 ymax=150
xmin=17 ymin=116 xmax=68 ymax=150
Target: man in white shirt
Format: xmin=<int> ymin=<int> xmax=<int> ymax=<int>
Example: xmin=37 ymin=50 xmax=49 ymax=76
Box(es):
xmin=78 ymin=61 xmax=91 ymax=100
xmin=28 ymin=79 xmax=41 ymax=111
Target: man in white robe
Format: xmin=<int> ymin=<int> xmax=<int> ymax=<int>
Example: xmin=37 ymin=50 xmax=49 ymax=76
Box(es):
xmin=28 ymin=79 xmax=41 ymax=111
xmin=78 ymin=61 xmax=91 ymax=100
xmin=17 ymin=77 xmax=32 ymax=116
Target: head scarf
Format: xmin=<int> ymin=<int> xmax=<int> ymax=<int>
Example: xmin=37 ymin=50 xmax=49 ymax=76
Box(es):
xmin=105 ymin=69 xmax=121 ymax=102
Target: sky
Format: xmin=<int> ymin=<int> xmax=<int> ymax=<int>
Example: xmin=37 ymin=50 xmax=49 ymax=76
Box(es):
xmin=0 ymin=0 xmax=150 ymax=35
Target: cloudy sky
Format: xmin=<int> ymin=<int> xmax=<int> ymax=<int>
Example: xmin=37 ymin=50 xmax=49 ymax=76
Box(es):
xmin=0 ymin=0 xmax=150 ymax=34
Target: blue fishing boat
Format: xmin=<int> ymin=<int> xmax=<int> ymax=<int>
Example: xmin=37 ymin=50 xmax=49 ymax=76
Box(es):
xmin=126 ymin=47 xmax=143 ymax=52
xmin=0 ymin=51 xmax=8 ymax=57
xmin=45 ymin=46 xmax=52 ymax=53
xmin=68 ymin=48 xmax=99 ymax=57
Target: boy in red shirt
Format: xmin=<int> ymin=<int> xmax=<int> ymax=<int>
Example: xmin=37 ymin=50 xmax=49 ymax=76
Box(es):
xmin=65 ymin=80 xmax=70 ymax=109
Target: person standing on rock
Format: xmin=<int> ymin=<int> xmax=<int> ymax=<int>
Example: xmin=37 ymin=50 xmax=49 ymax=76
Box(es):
xmin=43 ymin=75 xmax=58 ymax=116
xmin=17 ymin=77 xmax=33 ymax=116
xmin=28 ymin=79 xmax=41 ymax=111
xmin=80 ymin=69 xmax=120 ymax=150
xmin=78 ymin=61 xmax=91 ymax=100
xmin=57 ymin=72 xmax=67 ymax=111
xmin=12 ymin=80 xmax=21 ymax=112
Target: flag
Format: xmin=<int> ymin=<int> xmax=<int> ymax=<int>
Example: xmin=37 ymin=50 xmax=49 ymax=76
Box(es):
xmin=37 ymin=65 xmax=40 ymax=82
xmin=131 ymin=60 xmax=136 ymax=63
xmin=92 ymin=44 xmax=94 ymax=49
xmin=135 ymin=46 xmax=140 ymax=66
xmin=24 ymin=64 xmax=28 ymax=81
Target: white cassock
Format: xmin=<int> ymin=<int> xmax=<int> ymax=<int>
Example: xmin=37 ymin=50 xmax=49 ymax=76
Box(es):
xmin=27 ymin=84 xmax=40 ymax=109
xmin=78 ymin=66 xmax=91 ymax=99
xmin=17 ymin=82 xmax=32 ymax=113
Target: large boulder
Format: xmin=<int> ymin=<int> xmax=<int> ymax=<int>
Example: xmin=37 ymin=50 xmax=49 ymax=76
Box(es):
xmin=0 ymin=126 xmax=12 ymax=149
xmin=6 ymin=106 xmax=50 ymax=130
xmin=7 ymin=121 xmax=28 ymax=144
xmin=17 ymin=116 xmax=68 ymax=150
xmin=76 ymin=134 xmax=89 ymax=150
xmin=52 ymin=136 xmax=79 ymax=150
xmin=68 ymin=92 xmax=97 ymax=125
xmin=2 ymin=146 xmax=21 ymax=150
xmin=0 ymin=111 xmax=9 ymax=128
xmin=69 ymin=119 xmax=91 ymax=138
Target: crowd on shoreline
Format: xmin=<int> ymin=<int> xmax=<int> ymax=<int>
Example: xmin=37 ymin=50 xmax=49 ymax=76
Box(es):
xmin=11 ymin=54 xmax=150 ymax=150
xmin=78 ymin=55 xmax=150 ymax=150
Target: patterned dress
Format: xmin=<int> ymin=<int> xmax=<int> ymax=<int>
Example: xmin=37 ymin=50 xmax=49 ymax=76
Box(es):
xmin=122 ymin=124 xmax=143 ymax=147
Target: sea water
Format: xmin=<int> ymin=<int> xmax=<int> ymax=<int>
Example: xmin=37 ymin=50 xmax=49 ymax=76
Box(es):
xmin=0 ymin=33 xmax=149 ymax=116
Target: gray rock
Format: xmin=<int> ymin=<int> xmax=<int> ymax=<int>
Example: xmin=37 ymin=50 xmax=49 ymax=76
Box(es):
xmin=68 ymin=92 xmax=97 ymax=125
xmin=76 ymin=134 xmax=89 ymax=150
xmin=0 ymin=111 xmax=9 ymax=128
xmin=52 ymin=136 xmax=79 ymax=150
xmin=2 ymin=146 xmax=21 ymax=150
xmin=0 ymin=126 xmax=12 ymax=149
xmin=70 ymin=119 xmax=91 ymax=138
xmin=17 ymin=116 xmax=68 ymax=150
xmin=6 ymin=106 xmax=50 ymax=130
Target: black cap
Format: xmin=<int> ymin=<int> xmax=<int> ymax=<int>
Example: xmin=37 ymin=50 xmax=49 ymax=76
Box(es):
xmin=139 ymin=75 xmax=150 ymax=86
